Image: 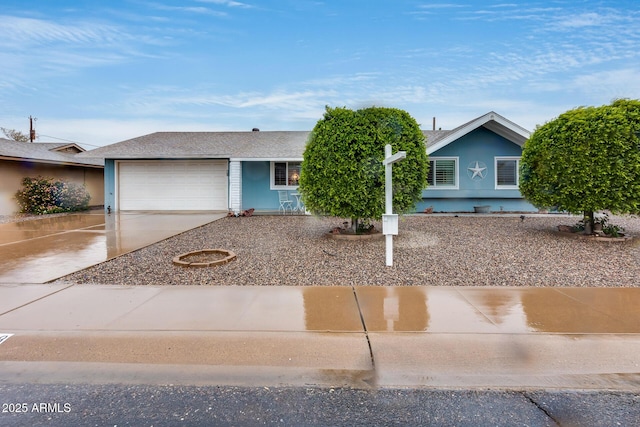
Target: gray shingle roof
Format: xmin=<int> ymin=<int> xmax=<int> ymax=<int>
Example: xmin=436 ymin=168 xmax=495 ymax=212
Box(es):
xmin=80 ymin=129 xmax=454 ymax=160
xmin=77 ymin=112 xmax=526 ymax=161
xmin=0 ymin=139 xmax=103 ymax=167
xmin=78 ymin=131 xmax=312 ymax=160
xmin=423 ymin=130 xmax=453 ymax=147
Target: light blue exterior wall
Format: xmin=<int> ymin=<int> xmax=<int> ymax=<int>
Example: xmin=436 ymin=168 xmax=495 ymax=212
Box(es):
xmin=240 ymin=128 xmax=539 ymax=213
xmin=415 ymin=198 xmax=536 ymax=213
xmin=104 ymin=159 xmax=116 ymax=212
xmin=241 ymin=161 xmax=290 ymax=211
xmin=417 ymin=127 xmax=537 ymax=213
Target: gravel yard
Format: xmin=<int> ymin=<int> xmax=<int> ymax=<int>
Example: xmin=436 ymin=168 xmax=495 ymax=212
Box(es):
xmin=56 ymin=214 xmax=640 ymax=287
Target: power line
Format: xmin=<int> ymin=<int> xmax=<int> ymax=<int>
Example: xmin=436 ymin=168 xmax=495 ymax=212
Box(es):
xmin=37 ymin=134 xmax=103 ymax=148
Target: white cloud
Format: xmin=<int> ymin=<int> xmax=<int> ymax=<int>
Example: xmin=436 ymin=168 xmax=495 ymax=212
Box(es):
xmin=416 ymin=3 xmax=466 ymax=9
xmin=146 ymin=3 xmax=228 ymax=17
xmin=302 ymin=72 xmax=380 ymax=88
xmin=114 ymin=72 xmax=388 ymax=119
xmin=410 ymin=3 xmax=467 ymax=18
xmin=196 ymin=0 xmax=254 ymax=8
xmin=0 ymin=15 xmax=125 ymax=47
xmin=553 ymin=12 xmax=612 ymax=29
xmin=572 ymin=68 xmax=640 ymax=98
xmin=0 ymin=12 xmax=171 ymax=99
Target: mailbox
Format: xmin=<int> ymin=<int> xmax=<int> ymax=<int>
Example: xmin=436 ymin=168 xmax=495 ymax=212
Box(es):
xmin=382 ymin=214 xmax=398 ymax=235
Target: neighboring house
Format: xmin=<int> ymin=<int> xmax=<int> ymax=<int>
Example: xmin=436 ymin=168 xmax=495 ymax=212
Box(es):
xmin=80 ymin=111 xmax=537 ymax=214
xmin=0 ymin=138 xmax=104 ymax=215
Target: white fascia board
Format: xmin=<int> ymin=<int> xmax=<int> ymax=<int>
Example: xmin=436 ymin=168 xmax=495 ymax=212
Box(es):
xmin=426 ymin=112 xmax=531 ymax=155
xmin=231 ymin=157 xmax=304 ymax=162
xmin=490 ymin=113 xmax=530 ymax=137
xmin=50 ymin=143 xmax=86 ymax=153
xmin=107 ymin=155 xmax=231 ymax=160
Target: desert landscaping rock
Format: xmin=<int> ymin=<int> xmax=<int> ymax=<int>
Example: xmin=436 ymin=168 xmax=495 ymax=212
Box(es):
xmin=54 ymin=214 xmax=640 ymax=287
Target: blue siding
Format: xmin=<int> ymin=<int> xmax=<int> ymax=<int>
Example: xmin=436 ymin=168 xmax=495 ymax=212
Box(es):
xmin=104 ymin=159 xmax=115 ymax=212
xmin=420 ymin=127 xmax=537 ymax=212
xmin=415 ymin=198 xmax=537 ymax=213
xmin=241 ymin=161 xmax=278 ymax=210
xmin=242 ymin=161 xmax=303 ymax=211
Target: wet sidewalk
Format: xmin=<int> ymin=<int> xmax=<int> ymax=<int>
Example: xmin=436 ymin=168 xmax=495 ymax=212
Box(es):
xmin=0 ymin=212 xmax=226 ymax=283
xmin=1 ymin=284 xmax=639 ymax=390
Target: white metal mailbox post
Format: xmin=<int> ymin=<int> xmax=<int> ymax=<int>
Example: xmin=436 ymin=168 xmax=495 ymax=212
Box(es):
xmin=382 ymin=144 xmax=406 ymax=267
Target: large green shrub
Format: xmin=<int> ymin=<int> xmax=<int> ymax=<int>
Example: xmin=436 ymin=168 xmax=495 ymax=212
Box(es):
xmin=299 ymin=106 xmax=428 ymax=231
xmin=15 ymin=177 xmax=91 ymax=214
xmin=520 ymin=99 xmax=640 ymax=231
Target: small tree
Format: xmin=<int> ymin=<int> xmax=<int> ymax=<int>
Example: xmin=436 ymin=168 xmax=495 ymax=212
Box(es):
xmin=1 ymin=127 xmax=30 ymax=142
xmin=299 ymin=106 xmax=428 ymax=231
xmin=520 ymin=99 xmax=640 ymax=232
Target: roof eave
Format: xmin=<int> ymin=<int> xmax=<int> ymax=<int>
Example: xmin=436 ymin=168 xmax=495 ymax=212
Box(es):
xmin=107 ymin=154 xmax=232 ymax=160
xmin=0 ymin=155 xmax=104 ymax=168
xmin=50 ymin=143 xmax=86 ymax=153
xmin=427 ymin=112 xmax=530 ymax=154
xmin=230 ymin=157 xmax=304 ymax=162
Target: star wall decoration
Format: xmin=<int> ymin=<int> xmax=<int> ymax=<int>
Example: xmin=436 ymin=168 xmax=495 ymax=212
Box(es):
xmin=467 ymin=161 xmax=487 ymax=180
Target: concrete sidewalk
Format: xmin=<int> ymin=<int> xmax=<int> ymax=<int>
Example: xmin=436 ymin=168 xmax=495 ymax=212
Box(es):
xmin=1 ymin=284 xmax=639 ymax=390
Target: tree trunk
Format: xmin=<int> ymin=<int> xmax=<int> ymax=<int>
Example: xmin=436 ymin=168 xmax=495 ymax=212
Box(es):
xmin=351 ymin=218 xmax=359 ymax=234
xmin=583 ymin=210 xmax=594 ymax=234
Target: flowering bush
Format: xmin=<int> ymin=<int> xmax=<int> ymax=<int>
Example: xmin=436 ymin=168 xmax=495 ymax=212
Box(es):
xmin=15 ymin=177 xmax=91 ymax=214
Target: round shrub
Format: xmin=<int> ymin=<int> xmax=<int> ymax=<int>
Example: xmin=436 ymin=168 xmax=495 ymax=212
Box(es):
xmin=15 ymin=177 xmax=91 ymax=214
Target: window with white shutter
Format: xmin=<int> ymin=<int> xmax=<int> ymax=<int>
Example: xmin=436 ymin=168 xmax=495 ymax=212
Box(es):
xmin=495 ymin=157 xmax=520 ymax=189
xmin=427 ymin=157 xmax=458 ymax=189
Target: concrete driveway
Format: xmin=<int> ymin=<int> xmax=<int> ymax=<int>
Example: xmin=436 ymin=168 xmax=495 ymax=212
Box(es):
xmin=0 ymin=211 xmax=227 ymax=283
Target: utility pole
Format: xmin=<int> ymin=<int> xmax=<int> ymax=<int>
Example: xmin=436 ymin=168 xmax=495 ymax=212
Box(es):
xmin=29 ymin=116 xmax=36 ymax=142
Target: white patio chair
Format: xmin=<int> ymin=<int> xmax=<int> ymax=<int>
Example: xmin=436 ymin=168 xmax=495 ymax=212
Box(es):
xmin=278 ymin=190 xmax=293 ymax=214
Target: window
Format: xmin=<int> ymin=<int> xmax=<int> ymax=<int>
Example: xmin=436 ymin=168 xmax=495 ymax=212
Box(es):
xmin=495 ymin=157 xmax=520 ymax=189
xmin=271 ymin=161 xmax=301 ymax=189
xmin=427 ymin=157 xmax=458 ymax=189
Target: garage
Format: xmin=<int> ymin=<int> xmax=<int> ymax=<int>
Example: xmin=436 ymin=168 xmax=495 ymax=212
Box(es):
xmin=117 ymin=160 xmax=228 ymax=210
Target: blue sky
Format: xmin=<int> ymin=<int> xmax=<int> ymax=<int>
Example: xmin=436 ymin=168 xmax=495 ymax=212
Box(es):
xmin=1 ymin=1 xmax=639 ymax=148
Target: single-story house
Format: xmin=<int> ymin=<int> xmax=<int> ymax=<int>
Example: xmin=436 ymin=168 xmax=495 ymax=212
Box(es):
xmin=0 ymin=138 xmax=104 ymax=215
xmin=79 ymin=111 xmax=537 ymax=214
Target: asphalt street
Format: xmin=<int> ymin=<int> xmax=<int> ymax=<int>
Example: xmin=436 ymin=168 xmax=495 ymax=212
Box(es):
xmin=1 ymin=384 xmax=638 ymax=426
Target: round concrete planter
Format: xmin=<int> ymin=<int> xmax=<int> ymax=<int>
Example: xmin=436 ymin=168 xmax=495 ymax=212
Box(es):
xmin=173 ymin=249 xmax=237 ymax=267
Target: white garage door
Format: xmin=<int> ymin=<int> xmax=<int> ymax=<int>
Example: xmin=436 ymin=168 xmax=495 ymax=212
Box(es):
xmin=118 ymin=160 xmax=228 ymax=210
